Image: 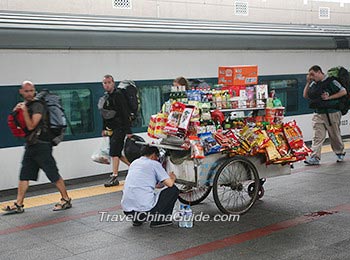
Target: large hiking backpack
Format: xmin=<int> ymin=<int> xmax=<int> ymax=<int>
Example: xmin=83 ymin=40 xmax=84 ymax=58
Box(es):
xmin=7 ymin=109 xmax=27 ymax=138
xmin=35 ymin=90 xmax=67 ymax=145
xmin=117 ymin=80 xmax=139 ymax=120
xmin=327 ymin=66 xmax=350 ymax=115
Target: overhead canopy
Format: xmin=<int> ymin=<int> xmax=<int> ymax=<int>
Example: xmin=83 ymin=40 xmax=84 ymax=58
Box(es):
xmin=0 ymin=11 xmax=349 ymax=50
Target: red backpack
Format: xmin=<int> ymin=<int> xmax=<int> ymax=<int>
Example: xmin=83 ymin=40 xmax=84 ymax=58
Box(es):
xmin=7 ymin=109 xmax=27 ymax=137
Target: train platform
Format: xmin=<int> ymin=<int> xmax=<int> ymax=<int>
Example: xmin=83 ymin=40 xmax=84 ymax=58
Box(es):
xmin=1 ymin=142 xmax=350 ymax=260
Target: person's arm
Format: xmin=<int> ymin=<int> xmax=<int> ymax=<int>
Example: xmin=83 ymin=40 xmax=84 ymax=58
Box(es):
xmin=162 ymin=172 xmax=176 ymax=187
xmin=321 ymin=80 xmax=347 ymax=100
xmin=322 ymin=88 xmax=347 ymax=100
xmin=18 ymin=102 xmax=42 ymax=131
xmin=303 ymin=73 xmax=312 ymax=99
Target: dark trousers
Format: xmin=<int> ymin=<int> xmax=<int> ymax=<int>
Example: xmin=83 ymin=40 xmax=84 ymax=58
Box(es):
xmin=150 ymin=185 xmax=179 ymax=216
xmin=124 ymin=185 xmax=179 ymax=223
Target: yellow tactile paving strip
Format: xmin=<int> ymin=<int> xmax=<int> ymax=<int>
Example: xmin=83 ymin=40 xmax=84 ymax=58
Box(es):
xmin=321 ymin=140 xmax=350 ymax=153
xmin=1 ymin=140 xmax=350 ymax=211
xmin=1 ymin=182 xmax=124 ymax=211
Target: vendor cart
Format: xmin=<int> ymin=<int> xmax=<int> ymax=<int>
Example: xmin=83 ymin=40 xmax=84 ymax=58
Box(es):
xmin=147 ymin=142 xmax=291 ymax=215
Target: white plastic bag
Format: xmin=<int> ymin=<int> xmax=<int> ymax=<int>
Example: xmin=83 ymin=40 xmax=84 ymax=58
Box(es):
xmin=91 ymin=137 xmax=111 ymax=164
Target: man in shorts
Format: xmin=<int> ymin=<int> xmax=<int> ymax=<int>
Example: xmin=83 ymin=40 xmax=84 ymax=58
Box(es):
xmin=2 ymin=81 xmax=71 ymax=214
xmin=100 ymin=75 xmax=132 ymax=187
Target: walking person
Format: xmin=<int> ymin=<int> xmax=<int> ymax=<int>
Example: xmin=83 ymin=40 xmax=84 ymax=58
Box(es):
xmin=121 ymin=145 xmax=179 ymax=227
xmin=303 ymin=65 xmax=347 ymax=165
xmin=2 ymin=81 xmax=71 ymax=214
xmin=99 ymin=75 xmax=132 ymax=187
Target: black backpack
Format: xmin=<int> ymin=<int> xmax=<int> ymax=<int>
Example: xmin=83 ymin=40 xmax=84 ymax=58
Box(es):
xmin=124 ymin=135 xmax=146 ymax=163
xmin=327 ymin=66 xmax=350 ymax=115
xmin=117 ymin=80 xmax=139 ymax=120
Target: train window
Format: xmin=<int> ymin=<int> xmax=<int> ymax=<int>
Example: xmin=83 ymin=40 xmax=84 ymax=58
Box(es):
xmin=138 ymin=85 xmax=166 ymax=127
xmin=268 ymin=79 xmax=298 ymax=113
xmin=51 ymin=89 xmax=94 ymax=135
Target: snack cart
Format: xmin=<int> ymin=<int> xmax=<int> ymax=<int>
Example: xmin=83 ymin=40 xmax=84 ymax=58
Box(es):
xmin=145 ymin=65 xmax=310 ymax=215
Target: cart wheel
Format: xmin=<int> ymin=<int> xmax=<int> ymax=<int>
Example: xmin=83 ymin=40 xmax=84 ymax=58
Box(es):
xmin=178 ymin=184 xmax=212 ymax=205
xmin=213 ymin=156 xmax=260 ymax=215
xmin=248 ymin=178 xmax=266 ymax=199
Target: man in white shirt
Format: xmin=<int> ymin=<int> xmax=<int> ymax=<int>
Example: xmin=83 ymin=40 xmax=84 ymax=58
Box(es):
xmin=121 ymin=145 xmax=179 ymax=227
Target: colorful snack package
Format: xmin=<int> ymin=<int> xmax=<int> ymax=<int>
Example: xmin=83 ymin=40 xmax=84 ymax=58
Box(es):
xmin=283 ymin=120 xmax=304 ymax=149
xmin=266 ymin=124 xmax=290 ymax=157
xmin=177 ymin=106 xmax=195 ymax=137
xmin=198 ymin=132 xmax=221 ymax=155
xmin=147 ymin=114 xmax=157 ymax=138
xmin=189 ymin=136 xmax=205 ymax=159
xmin=164 ymin=102 xmax=186 ymax=136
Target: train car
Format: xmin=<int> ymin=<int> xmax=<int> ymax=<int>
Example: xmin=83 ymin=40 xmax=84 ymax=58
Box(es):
xmin=0 ymin=11 xmax=350 ymax=190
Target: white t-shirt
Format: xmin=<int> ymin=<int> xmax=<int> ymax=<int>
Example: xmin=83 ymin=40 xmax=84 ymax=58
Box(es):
xmin=121 ymin=156 xmax=170 ymax=212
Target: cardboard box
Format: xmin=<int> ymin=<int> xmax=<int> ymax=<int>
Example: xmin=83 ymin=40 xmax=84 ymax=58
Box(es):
xmin=218 ymin=65 xmax=258 ymax=85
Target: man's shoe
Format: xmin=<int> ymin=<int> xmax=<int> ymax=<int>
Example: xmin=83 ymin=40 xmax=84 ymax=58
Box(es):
xmin=304 ymin=157 xmax=320 ymax=166
xmin=150 ymin=221 xmax=173 ymax=228
xmin=104 ymin=175 xmax=119 ymax=187
xmin=2 ymin=203 xmax=24 ymax=214
xmin=336 ymin=153 xmax=346 ymax=162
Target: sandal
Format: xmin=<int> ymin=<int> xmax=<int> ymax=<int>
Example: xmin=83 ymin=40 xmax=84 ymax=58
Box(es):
xmin=2 ymin=202 xmax=24 ymax=214
xmin=53 ymin=198 xmax=72 ymax=211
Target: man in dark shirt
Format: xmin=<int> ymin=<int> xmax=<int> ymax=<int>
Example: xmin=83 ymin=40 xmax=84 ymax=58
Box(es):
xmin=2 ymin=81 xmax=71 ymax=214
xmin=303 ymin=65 xmax=347 ymax=165
xmin=100 ymin=75 xmax=132 ymax=187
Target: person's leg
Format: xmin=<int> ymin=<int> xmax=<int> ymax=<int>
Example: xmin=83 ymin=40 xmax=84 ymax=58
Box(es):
xmin=112 ymin=156 xmax=121 ymax=175
xmin=55 ymin=177 xmax=69 ymax=201
xmin=16 ymin=180 xmax=29 ymax=206
xmin=150 ymin=186 xmax=180 ymax=219
xmin=105 ymin=130 xmax=127 ymax=187
xmin=326 ymin=111 xmax=345 ymax=156
xmin=34 ymin=143 xmax=71 ymax=210
xmin=310 ymin=114 xmax=327 ymax=160
xmin=3 ymin=146 xmax=38 ymax=212
xmin=119 ymin=155 xmax=130 ymax=166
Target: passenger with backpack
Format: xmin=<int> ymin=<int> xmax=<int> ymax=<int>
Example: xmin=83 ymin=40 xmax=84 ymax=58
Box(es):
xmin=303 ymin=65 xmax=347 ymax=165
xmin=99 ymin=75 xmax=132 ymax=187
xmin=2 ymin=81 xmax=71 ymax=214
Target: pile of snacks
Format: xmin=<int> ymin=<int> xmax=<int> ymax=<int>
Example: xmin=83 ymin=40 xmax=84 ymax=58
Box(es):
xmin=146 ymin=65 xmax=311 ymax=165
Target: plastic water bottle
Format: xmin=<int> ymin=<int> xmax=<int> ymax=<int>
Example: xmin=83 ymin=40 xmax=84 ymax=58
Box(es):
xmin=178 ymin=204 xmax=186 ymax=228
xmin=184 ymin=205 xmax=193 ymax=228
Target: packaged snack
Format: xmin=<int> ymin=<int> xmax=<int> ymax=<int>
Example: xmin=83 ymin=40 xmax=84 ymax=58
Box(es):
xmin=164 ymin=102 xmax=186 ymax=136
xmin=154 ymin=113 xmax=168 ymax=138
xmin=198 ymin=132 xmax=221 ymax=155
xmin=147 ymin=114 xmax=157 ymax=138
xmin=189 ymin=136 xmax=205 ymax=159
xmin=283 ymin=120 xmax=304 ymax=149
xmin=266 ymin=124 xmax=290 ymax=157
xmin=240 ymin=126 xmax=269 ymax=155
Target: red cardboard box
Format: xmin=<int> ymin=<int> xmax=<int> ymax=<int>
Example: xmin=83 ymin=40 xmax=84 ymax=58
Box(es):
xmin=218 ymin=65 xmax=258 ymax=85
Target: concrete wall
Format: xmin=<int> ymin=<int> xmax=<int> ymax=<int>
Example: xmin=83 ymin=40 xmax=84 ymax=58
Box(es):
xmin=1 ymin=0 xmax=350 ymax=25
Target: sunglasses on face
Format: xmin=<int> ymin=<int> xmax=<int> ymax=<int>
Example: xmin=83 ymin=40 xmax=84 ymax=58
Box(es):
xmin=23 ymin=90 xmax=35 ymax=93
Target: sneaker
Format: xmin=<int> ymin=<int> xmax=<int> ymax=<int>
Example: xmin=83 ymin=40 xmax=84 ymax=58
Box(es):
xmin=336 ymin=153 xmax=346 ymax=162
xmin=150 ymin=221 xmax=173 ymax=228
xmin=304 ymin=157 xmax=320 ymax=166
xmin=104 ymin=175 xmax=119 ymax=187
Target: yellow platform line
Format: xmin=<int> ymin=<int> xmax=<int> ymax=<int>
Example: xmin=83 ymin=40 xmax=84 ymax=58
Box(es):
xmin=2 ymin=140 xmax=350 ymax=211
xmin=321 ymin=140 xmax=350 ymax=153
xmin=1 ymin=182 xmax=124 ymax=211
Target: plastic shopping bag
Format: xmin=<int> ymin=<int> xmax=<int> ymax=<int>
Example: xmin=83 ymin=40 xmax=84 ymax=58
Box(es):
xmin=91 ymin=137 xmax=111 ymax=164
